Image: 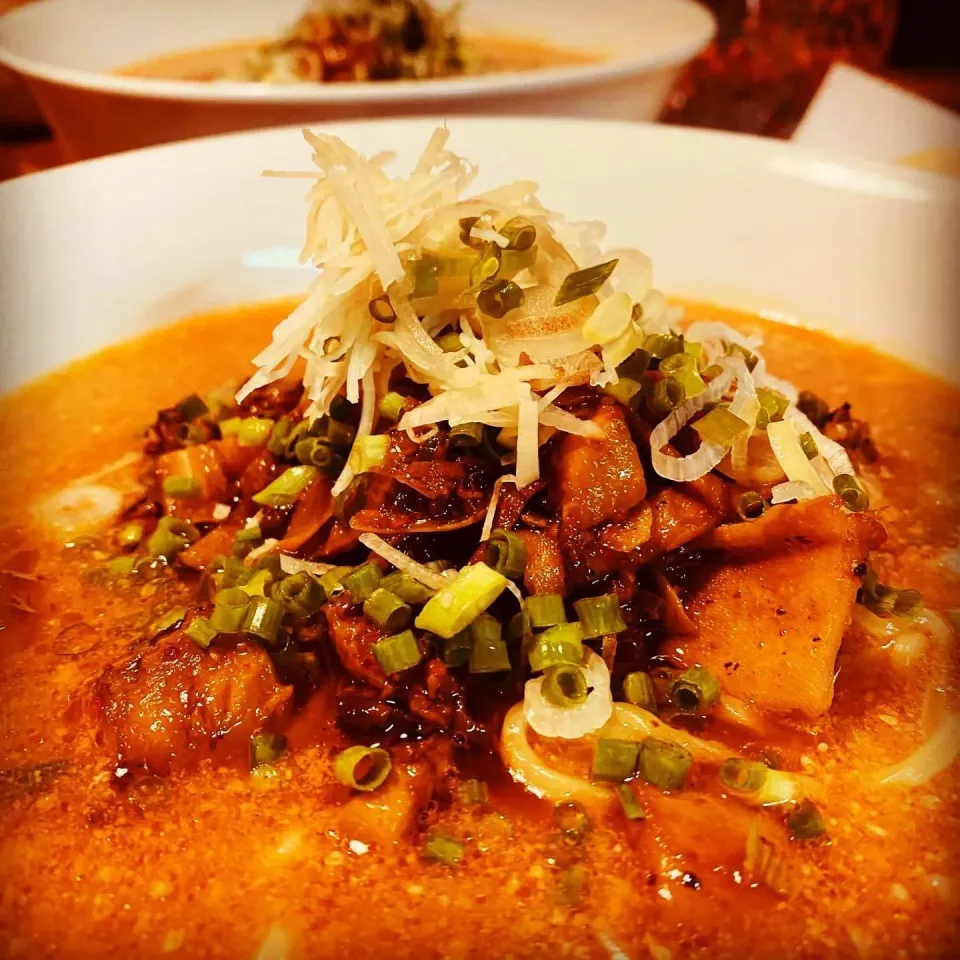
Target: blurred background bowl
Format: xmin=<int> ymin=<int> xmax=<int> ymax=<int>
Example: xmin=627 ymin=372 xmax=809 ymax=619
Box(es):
xmin=0 ymin=0 xmax=715 ymax=160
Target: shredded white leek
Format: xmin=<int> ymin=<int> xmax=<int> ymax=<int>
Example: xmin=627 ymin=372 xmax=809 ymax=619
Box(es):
xmin=357 ymin=532 xmax=449 ymax=591
xmin=766 ymin=419 xmax=833 ymax=496
xmin=243 ymin=125 xmax=868 ymax=501
xmin=523 ymin=651 xmax=613 ymax=739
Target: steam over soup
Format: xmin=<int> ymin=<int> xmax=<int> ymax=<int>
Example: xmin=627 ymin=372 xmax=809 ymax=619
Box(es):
xmin=0 ymin=130 xmax=957 ymax=959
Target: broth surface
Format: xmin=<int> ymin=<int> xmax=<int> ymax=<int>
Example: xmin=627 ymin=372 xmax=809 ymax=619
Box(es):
xmin=119 ymin=34 xmax=599 ymax=82
xmin=0 ymin=300 xmax=957 ymax=959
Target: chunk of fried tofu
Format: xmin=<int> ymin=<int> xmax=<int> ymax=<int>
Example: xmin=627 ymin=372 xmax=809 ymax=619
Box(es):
xmin=679 ymin=497 xmax=884 ymax=717
xmin=553 ymin=402 xmax=647 ymax=530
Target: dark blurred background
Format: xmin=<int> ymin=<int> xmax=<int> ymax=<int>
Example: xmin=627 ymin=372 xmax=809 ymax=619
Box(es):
xmin=661 ymin=0 xmax=959 ymax=136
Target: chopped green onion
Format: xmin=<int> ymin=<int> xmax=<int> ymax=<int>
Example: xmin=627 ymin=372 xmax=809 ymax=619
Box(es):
xmin=672 ymin=666 xmax=721 ymax=713
xmin=506 ymin=607 xmax=533 ymax=643
xmin=636 ymin=739 xmax=693 ymax=791
xmin=477 ymin=278 xmax=524 ymax=318
xmin=319 ymin=416 xmax=355 ymax=449
xmin=252 ymin=465 xmax=318 ymax=507
xmin=147 ymin=516 xmax=200 ymax=560
xmin=106 ymin=555 xmax=137 ymax=577
xmin=368 ymin=295 xmax=396 ymax=323
xmin=643 ymin=333 xmax=684 ymax=359
xmin=251 ymin=552 xmax=282 ymax=577
xmin=423 ymin=834 xmax=464 ymax=866
xmin=658 ymin=352 xmax=693 ymax=377
xmin=833 ymin=473 xmax=869 ymax=512
xmin=469 ymin=616 xmax=511 ymax=674
xmin=364 ymin=587 xmax=412 ymax=632
xmin=647 ymin=376 xmax=685 ymax=417
xmin=147 ymin=606 xmax=187 ymax=640
xmin=622 ymin=671 xmax=657 ymax=712
xmin=210 ymin=587 xmax=251 ymax=633
xmin=499 ymin=216 xmax=537 ymax=251
xmin=720 ymin=757 xmax=769 ymax=793
xmin=332 ymin=475 xmax=368 ymax=523
xmin=373 ymin=629 xmax=422 ymax=675
xmin=617 ymin=349 xmax=652 ymax=381
xmin=553 ymin=800 xmax=591 ymax=840
xmin=468 ymin=614 xmax=509 ymax=671
xmin=334 ymin=745 xmax=392 ymax=792
xmin=267 ymin=417 xmax=295 ymax=457
xmin=525 ymin=594 xmax=567 ymax=628
xmin=280 ymin=420 xmax=310 ymax=459
xmin=528 ymin=622 xmax=584 ymax=672
xmin=379 ymin=571 xmax=435 ymax=606
xmin=703 ymin=363 xmax=724 ymax=380
xmin=448 ymin=421 xmax=484 ymax=448
xmin=484 ymin=528 xmax=527 ymax=581
xmin=458 ymin=215 xmax=484 ymax=249
xmin=756 ymin=388 xmax=789 ymax=428
xmin=219 ymin=416 xmax=243 ymax=438
xmin=242 ymin=597 xmax=283 ymax=644
xmin=237 ymin=417 xmax=275 ymax=447
xmin=436 ymin=330 xmax=464 ymax=353
xmin=786 ymin=799 xmax=826 ymax=840
xmin=176 ymin=393 xmax=208 ymax=421
xmin=574 ymin=594 xmax=627 ymax=638
xmin=294 ymin=437 xmax=336 ymax=470
xmin=617 ymin=783 xmax=647 ymax=821
xmin=797 ymin=390 xmax=830 ymax=429
xmin=216 ymin=556 xmax=249 ymax=590
xmin=442 ymin=629 xmax=472 ymax=667
xmin=554 ymin=259 xmax=619 ymax=307
xmin=602 ymin=377 xmax=643 ymax=407
xmin=798 ymin=431 xmax=819 ymax=460
xmin=501 ymin=245 xmax=537 ymax=277
xmin=116 ymin=521 xmax=144 ymax=550
xmin=250 ymin=732 xmax=287 ymax=769
xmin=470 ymin=242 xmax=502 ymax=287
xmin=276 ymin=571 xmax=326 ymax=618
xmin=349 ymin=435 xmax=389 ymax=475
xmin=318 ymin=565 xmax=351 ymax=598
xmin=341 ymin=562 xmax=382 ymax=604
xmin=727 ymin=342 xmax=759 ymax=371
xmin=379 ymin=391 xmax=406 ymax=423
xmin=461 ymin=779 xmax=488 ymax=804
xmin=683 ymin=340 xmax=703 ymax=360
xmin=542 ymin=664 xmax=588 ymax=707
xmin=239 ymin=568 xmax=274 ymax=598
xmin=415 ymin=563 xmax=508 ymax=639
xmin=410 ymin=257 xmax=440 ymax=298
xmin=736 ymin=490 xmax=767 ymax=521
xmin=235 ymin=525 xmax=263 ymax=544
xmin=592 ymin=738 xmax=640 ymax=782
xmin=693 ymin=406 xmax=750 ymax=446
xmin=185 ymin=616 xmax=218 ymax=649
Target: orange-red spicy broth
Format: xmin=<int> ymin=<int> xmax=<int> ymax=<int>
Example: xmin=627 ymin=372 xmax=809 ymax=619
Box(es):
xmin=0 ymin=298 xmax=958 ymax=959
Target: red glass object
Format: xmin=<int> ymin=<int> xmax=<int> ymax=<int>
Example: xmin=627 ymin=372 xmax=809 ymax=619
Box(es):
xmin=660 ymin=0 xmax=899 ymax=137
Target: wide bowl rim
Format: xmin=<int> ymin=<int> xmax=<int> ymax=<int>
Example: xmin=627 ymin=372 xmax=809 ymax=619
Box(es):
xmin=0 ymin=0 xmax=716 ymax=104
xmin=5 ymin=112 xmax=958 ymax=192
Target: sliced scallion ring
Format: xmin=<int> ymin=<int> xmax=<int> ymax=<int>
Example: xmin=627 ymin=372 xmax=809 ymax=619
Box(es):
xmin=334 ymin=745 xmax=392 ymax=792
xmin=541 ymin=663 xmax=588 ymax=708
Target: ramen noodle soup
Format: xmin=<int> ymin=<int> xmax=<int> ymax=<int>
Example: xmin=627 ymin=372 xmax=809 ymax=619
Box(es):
xmin=118 ymin=0 xmax=598 ymax=85
xmin=0 ymin=129 xmax=957 ymax=959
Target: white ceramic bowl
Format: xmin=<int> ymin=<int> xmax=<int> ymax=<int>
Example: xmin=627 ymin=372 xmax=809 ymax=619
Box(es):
xmin=0 ymin=0 xmax=715 ymax=160
xmin=1 ymin=116 xmax=958 ymax=394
